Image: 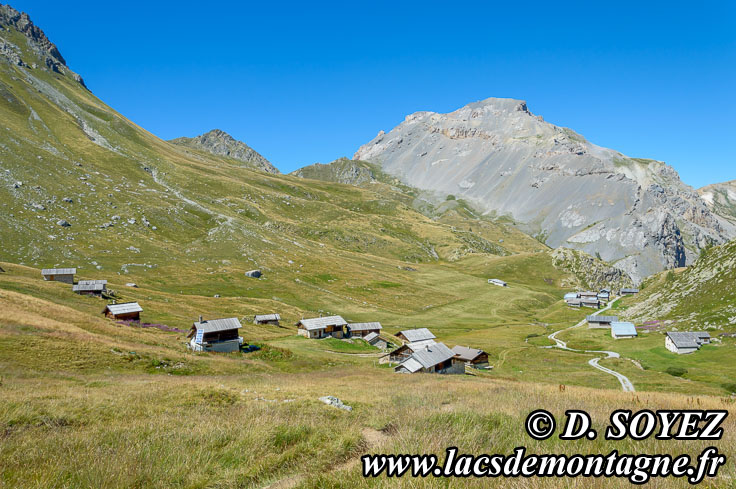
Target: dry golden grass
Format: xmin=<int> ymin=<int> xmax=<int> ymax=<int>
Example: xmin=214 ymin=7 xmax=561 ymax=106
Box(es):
xmin=2 ymin=265 xmax=735 ymax=488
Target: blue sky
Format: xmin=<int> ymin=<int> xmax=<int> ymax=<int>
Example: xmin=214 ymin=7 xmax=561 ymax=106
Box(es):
xmin=11 ymin=1 xmax=736 ymax=186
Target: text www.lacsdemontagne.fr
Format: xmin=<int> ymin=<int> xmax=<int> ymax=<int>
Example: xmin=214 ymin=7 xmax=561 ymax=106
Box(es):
xmin=361 ymin=447 xmax=726 ymax=485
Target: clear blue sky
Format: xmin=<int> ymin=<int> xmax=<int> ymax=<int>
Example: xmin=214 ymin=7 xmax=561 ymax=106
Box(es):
xmin=11 ymin=1 xmax=736 ymax=186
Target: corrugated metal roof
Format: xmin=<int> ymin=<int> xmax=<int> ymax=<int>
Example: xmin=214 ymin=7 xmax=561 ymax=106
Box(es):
xmin=364 ymin=332 xmax=380 ymax=343
xmin=587 ymin=315 xmax=618 ymax=323
xmin=407 ymin=339 xmax=436 ymax=351
xmin=396 ymin=357 xmax=423 ymax=373
xmin=397 ymin=328 xmax=436 ymax=342
xmin=621 ymin=288 xmax=640 ymax=293
xmin=78 ymin=279 xmax=107 ymax=285
xmin=254 ymin=314 xmax=280 ymax=322
xmin=564 ymin=292 xmax=579 ymax=300
xmin=611 ymin=322 xmax=637 ymax=336
xmin=42 ymin=268 xmax=76 ymax=275
xmin=347 ymin=322 xmax=382 ymax=332
xmin=452 ymin=345 xmax=484 ymax=361
xmin=193 ymin=317 xmax=242 ymax=333
xmin=667 ymin=332 xmax=710 ymax=349
xmin=410 ymin=342 xmax=455 ymax=369
xmin=298 ymin=315 xmax=347 ymax=330
xmin=104 ymin=302 xmax=142 ymax=315
xmin=73 ymin=283 xmax=105 ymax=292
xmin=389 ymin=339 xmax=436 ymax=357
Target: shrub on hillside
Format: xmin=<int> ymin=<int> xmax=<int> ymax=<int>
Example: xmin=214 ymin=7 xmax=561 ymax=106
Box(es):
xmin=665 ymin=367 xmax=688 ymax=377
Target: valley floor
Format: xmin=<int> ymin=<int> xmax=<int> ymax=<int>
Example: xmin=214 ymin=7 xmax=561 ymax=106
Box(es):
xmin=1 ymin=260 xmax=736 ymax=488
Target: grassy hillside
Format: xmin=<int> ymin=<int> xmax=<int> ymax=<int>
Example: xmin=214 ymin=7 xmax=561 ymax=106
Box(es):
xmin=622 ymin=239 xmax=736 ymax=331
xmin=2 ymin=273 xmax=735 ymax=488
xmin=2 ymin=8 xmax=736 ymax=488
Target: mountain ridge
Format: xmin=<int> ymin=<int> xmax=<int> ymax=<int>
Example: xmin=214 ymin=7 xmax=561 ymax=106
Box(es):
xmin=0 ymin=4 xmax=86 ymax=88
xmin=169 ymin=129 xmax=279 ymax=174
xmin=354 ymin=97 xmax=732 ymax=282
xmin=698 ymin=180 xmax=736 ymax=225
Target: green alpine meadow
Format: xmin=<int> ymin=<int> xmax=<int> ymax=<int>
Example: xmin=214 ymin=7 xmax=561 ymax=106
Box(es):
xmin=1 ymin=3 xmax=734 ymax=488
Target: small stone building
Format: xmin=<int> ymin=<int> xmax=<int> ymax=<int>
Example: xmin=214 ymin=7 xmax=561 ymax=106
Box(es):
xmin=103 ymin=302 xmax=142 ymax=321
xmin=346 ymin=322 xmax=382 ymax=338
xmin=665 ymin=332 xmax=711 ymax=354
xmin=581 ymin=297 xmax=600 ymax=309
xmin=188 ymin=317 xmax=243 ymax=353
xmin=394 ymin=342 xmax=464 ymax=375
xmin=364 ymin=332 xmax=388 ymax=349
xmin=41 ymin=267 xmax=76 ymax=284
xmin=451 ymin=345 xmax=489 ymax=367
xmin=587 ymin=315 xmax=618 ymax=328
xmin=73 ymin=280 xmax=107 ymax=296
xmin=296 ymin=316 xmax=348 ymax=339
xmin=395 ymin=328 xmax=436 ymax=344
xmin=611 ymin=322 xmax=637 ymax=339
xmin=385 ymin=339 xmax=437 ymax=364
xmin=254 ymin=314 xmax=280 ymax=326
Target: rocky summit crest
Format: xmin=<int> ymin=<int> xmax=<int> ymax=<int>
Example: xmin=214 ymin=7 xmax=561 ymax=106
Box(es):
xmin=0 ymin=4 xmax=86 ymax=88
xmin=354 ymin=98 xmax=732 ymax=282
xmin=169 ymin=129 xmax=279 ymax=174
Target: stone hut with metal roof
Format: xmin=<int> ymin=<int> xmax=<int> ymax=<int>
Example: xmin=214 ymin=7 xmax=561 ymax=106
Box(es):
xmin=384 ymin=338 xmax=437 ymax=364
xmin=394 ymin=342 xmax=464 ymax=375
xmin=364 ymin=332 xmax=388 ymax=349
xmin=102 ymin=302 xmax=142 ymax=321
xmin=296 ymin=315 xmax=348 ymax=339
xmin=346 ymin=322 xmax=382 ymax=338
xmin=187 ymin=316 xmax=243 ymax=353
xmin=73 ymin=280 xmax=107 ymax=297
xmin=665 ymin=332 xmax=711 ymax=354
xmin=254 ymin=314 xmax=280 ymax=326
xmin=41 ymin=267 xmax=76 ymax=284
xmin=451 ymin=345 xmax=489 ymax=367
xmin=611 ymin=322 xmax=638 ymax=339
xmin=395 ymin=328 xmax=436 ymax=344
xmin=586 ymin=315 xmax=618 ymax=329
xmin=580 ymin=297 xmax=601 ymax=309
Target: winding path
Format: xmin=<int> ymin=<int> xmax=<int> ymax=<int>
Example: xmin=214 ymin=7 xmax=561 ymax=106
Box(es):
xmin=543 ymin=299 xmax=635 ymax=392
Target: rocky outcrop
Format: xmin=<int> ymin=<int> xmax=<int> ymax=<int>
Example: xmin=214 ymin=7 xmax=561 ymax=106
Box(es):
xmin=355 ymin=97 xmax=732 ymax=282
xmin=292 ymin=157 xmax=378 ymax=185
xmin=698 ymin=180 xmax=736 ymax=228
xmin=550 ymin=248 xmax=633 ymax=291
xmin=169 ymin=129 xmax=279 ymax=174
xmin=0 ymin=4 xmax=87 ymax=89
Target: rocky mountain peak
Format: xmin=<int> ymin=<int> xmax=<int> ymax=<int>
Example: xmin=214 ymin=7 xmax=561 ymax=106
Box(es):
xmin=169 ymin=129 xmax=279 ymax=174
xmin=0 ymin=4 xmax=87 ymax=88
xmin=354 ymin=97 xmax=733 ymax=282
xmin=466 ymin=97 xmax=530 ymax=114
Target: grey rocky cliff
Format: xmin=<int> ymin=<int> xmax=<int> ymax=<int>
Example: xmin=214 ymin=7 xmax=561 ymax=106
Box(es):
xmin=698 ymin=180 xmax=736 ymax=228
xmin=169 ymin=129 xmax=279 ymax=174
xmin=0 ymin=4 xmax=87 ymax=89
xmin=354 ymin=97 xmax=732 ymax=282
